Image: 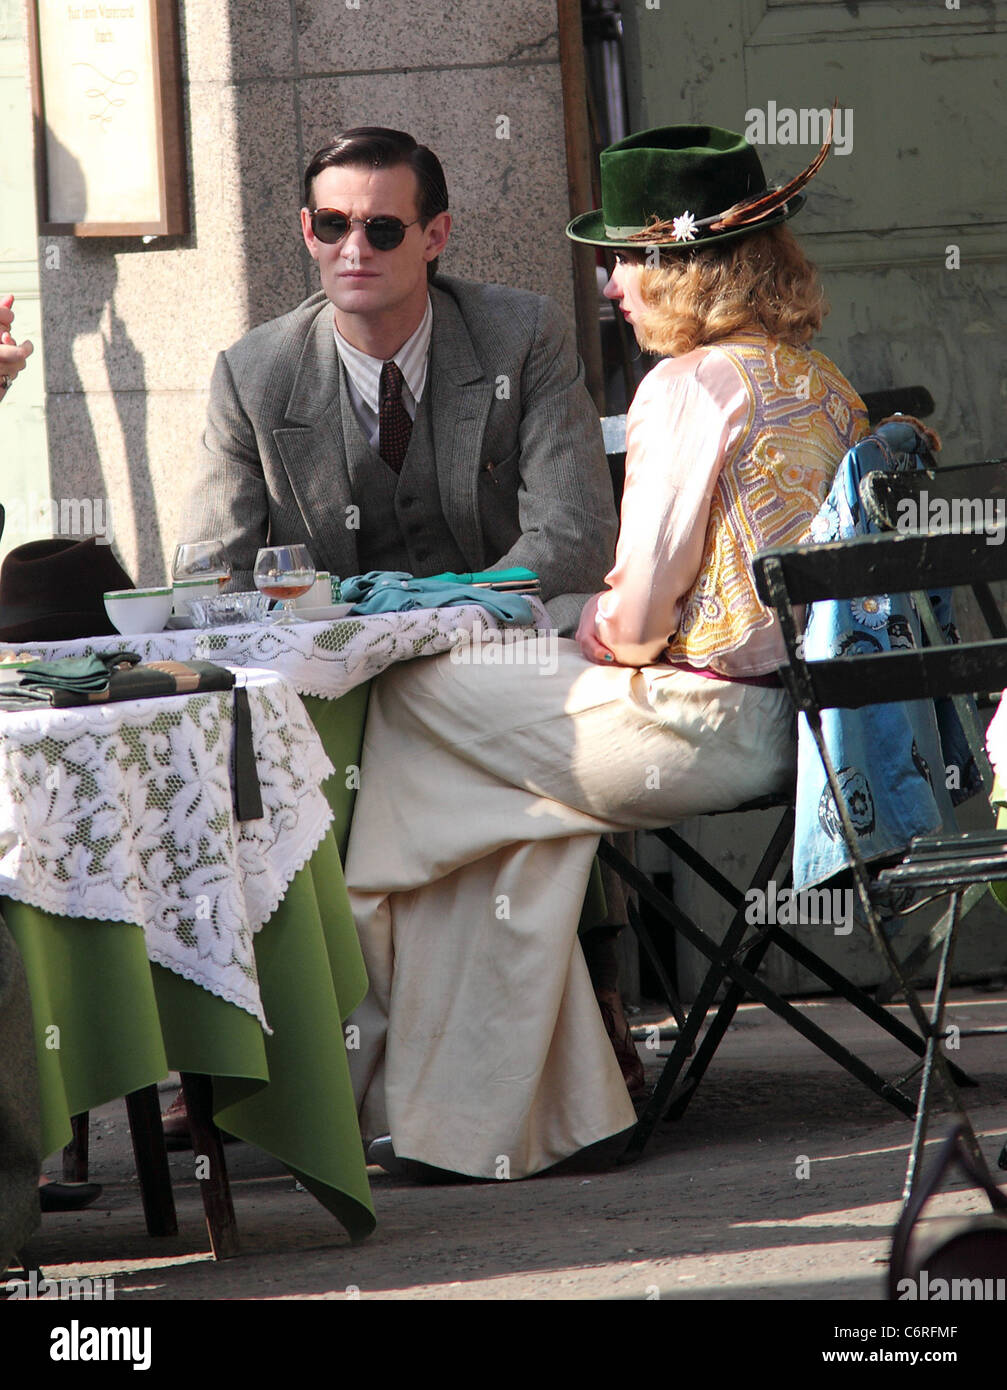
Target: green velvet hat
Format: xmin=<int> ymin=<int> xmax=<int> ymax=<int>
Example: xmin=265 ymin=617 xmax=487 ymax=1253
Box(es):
xmin=566 ymin=124 xmax=817 ymax=252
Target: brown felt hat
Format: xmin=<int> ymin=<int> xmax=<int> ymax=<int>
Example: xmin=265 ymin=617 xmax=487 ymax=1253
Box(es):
xmin=0 ymin=537 xmax=135 ymax=643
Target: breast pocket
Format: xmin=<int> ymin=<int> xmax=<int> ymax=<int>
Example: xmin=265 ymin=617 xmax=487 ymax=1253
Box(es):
xmin=478 ymin=448 xmax=522 ymax=556
xmin=480 ymin=447 xmax=521 ymax=490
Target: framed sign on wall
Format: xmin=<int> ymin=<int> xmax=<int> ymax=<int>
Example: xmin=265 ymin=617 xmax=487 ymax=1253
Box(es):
xmin=27 ymin=0 xmax=189 ymax=237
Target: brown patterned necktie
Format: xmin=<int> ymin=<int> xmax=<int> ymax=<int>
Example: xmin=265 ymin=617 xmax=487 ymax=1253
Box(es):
xmin=378 ymin=360 xmax=412 ymax=473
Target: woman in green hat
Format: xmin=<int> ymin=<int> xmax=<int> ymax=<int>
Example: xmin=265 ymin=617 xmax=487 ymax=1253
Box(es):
xmin=568 ymin=121 xmax=865 ymax=671
xmin=341 ymin=123 xmax=869 ymax=1183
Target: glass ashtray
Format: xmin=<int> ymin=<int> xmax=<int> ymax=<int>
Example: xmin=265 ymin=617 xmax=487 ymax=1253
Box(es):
xmin=188 ymin=591 xmax=272 ymax=628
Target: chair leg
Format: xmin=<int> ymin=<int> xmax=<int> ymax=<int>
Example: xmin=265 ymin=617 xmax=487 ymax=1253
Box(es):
xmin=805 ymin=714 xmax=987 ymax=1131
xmin=6 ymin=1242 xmax=44 ymax=1287
xmin=661 ymin=811 xmax=796 ymax=1121
xmin=62 ymin=1112 xmax=89 ymax=1182
xmin=766 ymin=926 xmax=975 ymax=1087
xmin=874 ymin=885 xmax=985 ymax=1007
xmin=606 ymin=846 xmax=919 ymax=1164
xmin=619 ymin=805 xmax=794 ymax=1142
xmin=602 ymin=838 xmax=764 ymax=1160
xmin=612 ymin=862 xmax=756 ymax=1161
xmin=625 ymin=897 xmax=687 ymax=1030
xmin=180 ymin=1072 xmax=239 ymax=1260
xmin=664 ymin=924 xmax=779 ymax=1122
xmin=900 ymin=891 xmax=992 ymax=1204
xmin=124 ymin=1085 xmax=178 ymax=1237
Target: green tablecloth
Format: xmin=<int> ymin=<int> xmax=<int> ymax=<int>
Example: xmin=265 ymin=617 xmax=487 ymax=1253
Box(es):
xmin=3 ymin=682 xmax=376 ymax=1243
xmin=989 ymin=771 xmax=1007 ymax=910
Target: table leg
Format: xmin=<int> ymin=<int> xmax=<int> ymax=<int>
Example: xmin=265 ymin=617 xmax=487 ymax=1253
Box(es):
xmin=180 ymin=1072 xmax=239 ymax=1260
xmin=62 ymin=1113 xmax=89 ymax=1182
xmin=124 ymin=1085 xmax=178 ymax=1237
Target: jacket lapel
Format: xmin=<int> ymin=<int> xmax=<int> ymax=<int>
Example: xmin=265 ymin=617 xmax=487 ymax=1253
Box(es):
xmin=273 ymin=305 xmax=360 ymax=575
xmin=428 ymin=286 xmax=494 ymax=569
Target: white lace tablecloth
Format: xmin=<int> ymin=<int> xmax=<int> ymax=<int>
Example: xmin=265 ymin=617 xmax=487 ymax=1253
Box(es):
xmin=987 ymin=694 xmax=1007 ymax=782
xmin=11 ymin=603 xmax=544 ymax=701
xmin=0 ymin=670 xmax=334 ymax=1030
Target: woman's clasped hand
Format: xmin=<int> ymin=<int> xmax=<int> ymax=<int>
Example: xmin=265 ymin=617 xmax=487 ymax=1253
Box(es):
xmin=0 ymin=294 xmax=34 ymax=396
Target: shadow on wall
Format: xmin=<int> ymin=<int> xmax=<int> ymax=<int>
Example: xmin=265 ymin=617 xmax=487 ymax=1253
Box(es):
xmin=41 ymin=129 xmax=162 ymax=586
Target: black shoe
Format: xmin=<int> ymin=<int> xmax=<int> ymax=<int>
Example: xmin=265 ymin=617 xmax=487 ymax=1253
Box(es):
xmin=38 ymin=1182 xmax=102 ymax=1213
xmin=365 ymin=1136 xmax=485 ymax=1185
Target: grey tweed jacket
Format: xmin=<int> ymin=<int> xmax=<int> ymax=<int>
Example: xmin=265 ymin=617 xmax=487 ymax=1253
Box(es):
xmin=184 ymin=275 xmax=617 ymax=634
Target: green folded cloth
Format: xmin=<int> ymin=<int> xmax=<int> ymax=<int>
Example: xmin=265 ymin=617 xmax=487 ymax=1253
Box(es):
xmin=0 ymin=653 xmax=138 ymax=711
xmin=18 ymin=651 xmax=140 ymax=694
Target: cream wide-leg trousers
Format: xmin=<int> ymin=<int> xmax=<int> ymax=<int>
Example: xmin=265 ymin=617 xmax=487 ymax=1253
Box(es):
xmin=343 ymin=638 xmax=796 ymax=1179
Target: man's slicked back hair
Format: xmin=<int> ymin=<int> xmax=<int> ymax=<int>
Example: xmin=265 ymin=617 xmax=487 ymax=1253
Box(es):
xmin=303 ymin=127 xmax=449 ymax=280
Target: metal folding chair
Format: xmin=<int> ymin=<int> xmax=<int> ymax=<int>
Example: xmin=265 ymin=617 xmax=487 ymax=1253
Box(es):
xmin=754 ymin=525 xmax=1007 ymax=1198
xmin=860 ymin=458 xmax=1007 ymax=1001
xmin=597 ymin=788 xmax=982 ymax=1165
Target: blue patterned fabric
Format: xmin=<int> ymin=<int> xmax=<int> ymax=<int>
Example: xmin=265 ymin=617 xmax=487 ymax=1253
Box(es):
xmin=793 ymin=420 xmax=981 ymax=890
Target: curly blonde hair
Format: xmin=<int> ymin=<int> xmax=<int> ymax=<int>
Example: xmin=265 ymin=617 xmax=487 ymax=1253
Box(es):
xmin=630 ymin=224 xmax=827 ymax=357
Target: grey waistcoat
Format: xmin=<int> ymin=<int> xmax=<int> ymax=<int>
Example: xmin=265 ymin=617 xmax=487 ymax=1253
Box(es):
xmin=339 ymin=360 xmax=469 ymax=578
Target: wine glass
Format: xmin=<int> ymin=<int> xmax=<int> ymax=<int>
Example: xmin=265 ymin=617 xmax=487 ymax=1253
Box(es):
xmin=253 ymin=545 xmax=316 ymax=625
xmin=172 ymin=539 xmax=232 ymax=588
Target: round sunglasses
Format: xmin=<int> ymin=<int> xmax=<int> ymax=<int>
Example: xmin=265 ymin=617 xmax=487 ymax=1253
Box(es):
xmin=309 ymin=208 xmax=420 ymax=251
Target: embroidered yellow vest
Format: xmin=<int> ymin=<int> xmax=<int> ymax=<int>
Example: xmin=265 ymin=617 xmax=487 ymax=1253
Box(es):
xmin=667 ymin=334 xmax=868 ymax=668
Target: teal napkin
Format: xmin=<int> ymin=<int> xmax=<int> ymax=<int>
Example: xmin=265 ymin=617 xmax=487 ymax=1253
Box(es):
xmin=427 ymin=567 xmax=539 ymax=587
xmin=339 ymin=572 xmax=533 ymax=624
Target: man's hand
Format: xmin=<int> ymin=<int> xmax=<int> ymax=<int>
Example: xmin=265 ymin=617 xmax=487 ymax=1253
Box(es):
xmin=0 ymin=294 xmax=34 ymax=396
xmin=576 ymin=592 xmax=617 ymax=665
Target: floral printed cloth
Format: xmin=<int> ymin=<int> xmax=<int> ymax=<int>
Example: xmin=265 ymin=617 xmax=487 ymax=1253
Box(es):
xmin=0 ymin=671 xmax=333 ymax=1028
xmin=794 ymin=419 xmax=981 ymax=890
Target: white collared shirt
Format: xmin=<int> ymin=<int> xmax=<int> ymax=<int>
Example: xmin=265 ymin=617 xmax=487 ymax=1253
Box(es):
xmin=332 ymin=296 xmax=432 ymax=449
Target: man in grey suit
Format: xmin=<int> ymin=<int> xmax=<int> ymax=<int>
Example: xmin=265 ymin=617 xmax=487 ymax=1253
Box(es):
xmin=184 ymin=127 xmax=617 ymax=634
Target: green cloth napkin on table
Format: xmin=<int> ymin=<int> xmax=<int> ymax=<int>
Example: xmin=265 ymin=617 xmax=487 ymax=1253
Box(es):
xmin=0 ymin=652 xmax=141 ymax=709
xmin=18 ymin=652 xmax=140 ymax=693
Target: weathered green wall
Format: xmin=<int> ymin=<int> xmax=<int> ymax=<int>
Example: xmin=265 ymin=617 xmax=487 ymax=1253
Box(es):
xmin=620 ymin=0 xmax=1007 ymax=465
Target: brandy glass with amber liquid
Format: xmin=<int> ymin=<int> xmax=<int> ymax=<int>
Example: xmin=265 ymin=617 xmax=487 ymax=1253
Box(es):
xmin=253 ymin=545 xmax=316 ymax=625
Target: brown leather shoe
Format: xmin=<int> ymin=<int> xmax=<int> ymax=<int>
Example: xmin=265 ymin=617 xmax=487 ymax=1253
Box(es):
xmin=161 ymin=1089 xmax=192 ymax=1150
xmin=595 ymin=988 xmax=646 ymax=1096
xmin=161 ymin=1088 xmax=239 ymax=1150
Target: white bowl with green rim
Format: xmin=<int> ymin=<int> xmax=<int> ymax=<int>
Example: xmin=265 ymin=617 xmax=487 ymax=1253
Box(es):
xmin=103 ymin=586 xmax=173 ymax=635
